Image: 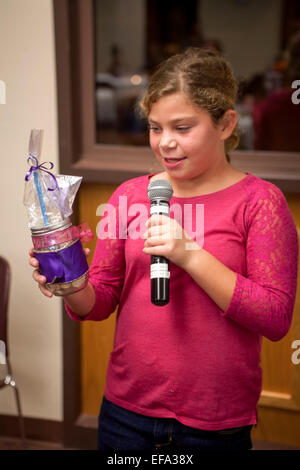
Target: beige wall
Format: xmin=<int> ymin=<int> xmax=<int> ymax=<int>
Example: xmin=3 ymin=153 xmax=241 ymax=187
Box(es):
xmin=0 ymin=0 xmax=62 ymax=420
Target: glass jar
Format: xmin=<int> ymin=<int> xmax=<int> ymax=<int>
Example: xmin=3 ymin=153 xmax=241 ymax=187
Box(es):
xmin=32 ymin=218 xmax=90 ymax=296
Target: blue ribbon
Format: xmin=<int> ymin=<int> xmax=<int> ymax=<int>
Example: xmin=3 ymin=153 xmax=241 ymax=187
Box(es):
xmin=25 ymin=156 xmax=58 ymax=191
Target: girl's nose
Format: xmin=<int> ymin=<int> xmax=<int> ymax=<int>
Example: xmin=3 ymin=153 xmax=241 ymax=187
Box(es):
xmin=159 ymin=134 xmax=177 ymax=150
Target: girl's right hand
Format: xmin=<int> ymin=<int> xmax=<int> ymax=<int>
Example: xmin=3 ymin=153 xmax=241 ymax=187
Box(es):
xmin=29 ymin=247 xmax=91 ymax=298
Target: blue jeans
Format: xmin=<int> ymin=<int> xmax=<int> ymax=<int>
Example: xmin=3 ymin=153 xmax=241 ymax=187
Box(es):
xmin=97 ymin=396 xmax=253 ymax=451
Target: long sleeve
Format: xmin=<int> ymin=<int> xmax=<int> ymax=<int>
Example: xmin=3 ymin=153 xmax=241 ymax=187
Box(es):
xmin=223 ymin=183 xmax=298 ymax=341
xmin=65 ymin=183 xmax=126 ymax=322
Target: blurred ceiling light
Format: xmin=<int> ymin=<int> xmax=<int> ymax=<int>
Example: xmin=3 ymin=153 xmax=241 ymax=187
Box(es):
xmin=130 ymin=74 xmax=142 ymax=86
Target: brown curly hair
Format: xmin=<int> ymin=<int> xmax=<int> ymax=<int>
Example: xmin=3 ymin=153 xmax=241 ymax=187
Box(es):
xmin=139 ymin=47 xmax=240 ymax=161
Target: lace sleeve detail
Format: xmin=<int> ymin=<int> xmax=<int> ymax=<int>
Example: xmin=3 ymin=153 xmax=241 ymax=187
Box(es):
xmin=223 ymin=183 xmax=299 ymax=341
xmin=65 ymin=180 xmax=134 ymax=322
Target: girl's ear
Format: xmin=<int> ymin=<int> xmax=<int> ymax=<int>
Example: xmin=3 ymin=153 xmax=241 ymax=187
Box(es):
xmin=220 ymin=110 xmax=237 ymax=140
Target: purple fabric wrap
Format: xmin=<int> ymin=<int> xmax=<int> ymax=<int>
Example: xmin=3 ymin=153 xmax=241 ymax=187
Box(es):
xmin=34 ymin=239 xmax=88 ymax=284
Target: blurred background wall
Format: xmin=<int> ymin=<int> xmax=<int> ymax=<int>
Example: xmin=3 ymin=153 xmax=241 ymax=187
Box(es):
xmin=0 ymin=0 xmax=62 ymax=421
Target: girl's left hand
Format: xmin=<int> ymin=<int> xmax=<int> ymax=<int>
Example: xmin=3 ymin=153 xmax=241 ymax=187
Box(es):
xmin=142 ymin=214 xmax=200 ymax=269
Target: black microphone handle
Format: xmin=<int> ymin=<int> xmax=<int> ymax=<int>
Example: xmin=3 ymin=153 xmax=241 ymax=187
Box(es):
xmin=150 ymin=199 xmax=170 ymax=306
xmin=151 ymin=255 xmax=169 ymax=306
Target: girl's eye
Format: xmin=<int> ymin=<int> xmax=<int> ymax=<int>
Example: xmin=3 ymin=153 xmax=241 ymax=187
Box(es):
xmin=176 ymin=126 xmax=190 ymax=132
xmin=149 ymin=126 xmax=161 ymax=133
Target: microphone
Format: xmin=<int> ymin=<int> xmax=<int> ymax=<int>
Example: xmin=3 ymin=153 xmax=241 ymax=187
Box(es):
xmin=147 ymin=179 xmax=173 ymax=306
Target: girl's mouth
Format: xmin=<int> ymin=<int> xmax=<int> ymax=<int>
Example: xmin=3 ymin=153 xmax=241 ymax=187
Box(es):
xmin=163 ymin=157 xmax=187 ymax=168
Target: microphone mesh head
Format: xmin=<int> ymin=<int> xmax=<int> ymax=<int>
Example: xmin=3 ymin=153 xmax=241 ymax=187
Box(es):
xmin=148 ymin=179 xmax=173 ymax=201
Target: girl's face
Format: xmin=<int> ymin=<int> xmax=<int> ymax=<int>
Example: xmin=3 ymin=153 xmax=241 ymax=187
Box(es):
xmin=148 ymin=92 xmax=234 ymax=181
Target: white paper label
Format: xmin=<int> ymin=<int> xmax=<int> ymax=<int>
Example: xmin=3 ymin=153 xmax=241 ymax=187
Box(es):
xmin=150 ymin=205 xmax=169 ymax=215
xmin=151 ymin=263 xmax=170 ymax=279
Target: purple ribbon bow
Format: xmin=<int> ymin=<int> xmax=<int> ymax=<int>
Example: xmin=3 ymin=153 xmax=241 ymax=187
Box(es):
xmin=25 ymin=155 xmax=58 ymax=191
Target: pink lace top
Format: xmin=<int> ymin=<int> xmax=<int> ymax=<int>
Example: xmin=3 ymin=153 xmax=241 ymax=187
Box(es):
xmin=65 ymin=173 xmax=298 ymax=430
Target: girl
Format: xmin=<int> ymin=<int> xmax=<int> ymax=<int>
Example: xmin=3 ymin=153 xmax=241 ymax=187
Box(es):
xmin=29 ymin=48 xmax=298 ymax=451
